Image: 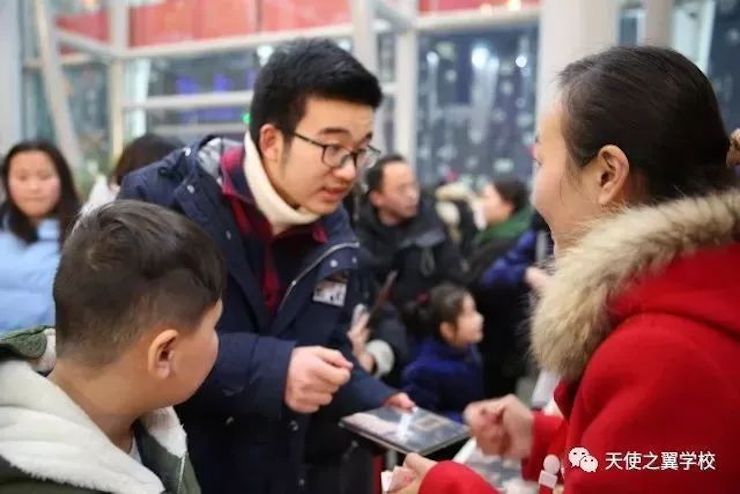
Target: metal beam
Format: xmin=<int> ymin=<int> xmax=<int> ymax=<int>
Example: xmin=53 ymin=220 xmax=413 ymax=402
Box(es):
xmin=56 ymin=28 xmax=115 ymax=60
xmin=153 ymin=122 xmax=247 ymax=137
xmin=349 ymin=0 xmax=384 ymax=150
xmin=121 ymin=23 xmax=354 ymax=60
xmin=349 ymin=1 xmax=379 ymax=73
xmin=24 ymin=53 xmax=95 ymax=68
xmin=536 ymin=0 xmax=618 ymax=116
xmin=643 ymin=0 xmax=674 ymax=46
xmin=108 ymin=0 xmax=127 ymax=160
xmin=0 ymin=0 xmax=23 ymax=153
xmin=373 ymin=0 xmax=414 ymax=31
xmin=32 ymin=0 xmax=83 ymax=169
xmin=394 ymin=0 xmax=418 ymax=164
xmin=121 ymin=91 xmax=254 ymax=112
xmin=121 ymin=82 xmax=396 ymax=113
xmin=416 ymin=4 xmax=540 ymax=32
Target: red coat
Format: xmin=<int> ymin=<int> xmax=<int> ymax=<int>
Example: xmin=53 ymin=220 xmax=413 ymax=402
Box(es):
xmin=420 ymin=191 xmax=740 ymax=494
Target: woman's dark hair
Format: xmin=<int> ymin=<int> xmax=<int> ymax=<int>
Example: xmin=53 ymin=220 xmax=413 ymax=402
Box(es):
xmin=492 ymin=178 xmax=529 ymax=213
xmin=112 ymin=133 xmax=182 ymax=185
xmin=0 ymin=140 xmax=80 ymax=245
xmin=558 ymin=46 xmax=735 ymax=201
xmin=417 ymin=283 xmax=470 ymax=341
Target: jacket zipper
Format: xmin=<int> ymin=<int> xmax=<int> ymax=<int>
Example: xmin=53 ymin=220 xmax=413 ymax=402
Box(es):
xmin=277 ymin=241 xmax=359 ymax=313
xmin=176 ymin=454 xmax=186 ymax=493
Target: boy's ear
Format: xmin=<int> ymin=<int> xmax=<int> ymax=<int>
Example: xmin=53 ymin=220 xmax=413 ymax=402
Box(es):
xmin=147 ymin=329 xmax=179 ymax=379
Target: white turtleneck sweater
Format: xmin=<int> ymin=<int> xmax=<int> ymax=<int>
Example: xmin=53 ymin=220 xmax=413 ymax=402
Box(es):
xmin=243 ymin=134 xmax=319 ymax=235
xmin=242 ymin=135 xmax=395 ymax=376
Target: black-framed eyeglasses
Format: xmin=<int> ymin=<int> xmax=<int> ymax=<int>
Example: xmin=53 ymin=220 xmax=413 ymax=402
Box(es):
xmin=289 ymin=131 xmax=381 ymax=171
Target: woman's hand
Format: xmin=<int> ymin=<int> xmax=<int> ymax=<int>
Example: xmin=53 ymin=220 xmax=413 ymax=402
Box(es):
xmin=464 ymin=394 xmax=534 ymax=460
xmin=525 ymin=266 xmax=550 ymax=293
xmin=390 ymin=454 xmax=438 ymax=493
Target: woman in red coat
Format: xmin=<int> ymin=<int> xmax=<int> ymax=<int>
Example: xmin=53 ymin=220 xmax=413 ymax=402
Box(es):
xmin=396 ymin=46 xmax=740 ymax=494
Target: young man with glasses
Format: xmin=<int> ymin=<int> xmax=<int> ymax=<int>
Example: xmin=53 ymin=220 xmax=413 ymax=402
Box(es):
xmin=119 ymin=39 xmax=412 ymax=494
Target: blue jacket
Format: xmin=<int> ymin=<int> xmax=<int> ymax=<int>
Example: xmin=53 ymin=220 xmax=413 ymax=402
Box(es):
xmin=119 ymin=136 xmax=394 ymax=494
xmin=401 ymin=338 xmax=484 ymax=423
xmin=0 ymin=218 xmax=59 ymax=334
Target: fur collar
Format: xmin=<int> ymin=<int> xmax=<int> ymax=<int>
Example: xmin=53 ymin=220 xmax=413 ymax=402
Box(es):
xmin=531 ymin=189 xmax=740 ymax=380
xmin=0 ymin=358 xmax=188 ymax=494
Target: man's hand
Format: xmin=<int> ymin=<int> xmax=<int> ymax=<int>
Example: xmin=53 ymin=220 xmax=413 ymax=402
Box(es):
xmin=385 ymin=392 xmax=416 ymax=411
xmin=285 ymin=346 xmax=353 ymax=414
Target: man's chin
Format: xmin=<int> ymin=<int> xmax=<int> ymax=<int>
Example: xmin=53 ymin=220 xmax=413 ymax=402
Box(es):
xmin=304 ymin=200 xmax=341 ymax=216
xmin=402 ymin=208 xmax=419 ymax=219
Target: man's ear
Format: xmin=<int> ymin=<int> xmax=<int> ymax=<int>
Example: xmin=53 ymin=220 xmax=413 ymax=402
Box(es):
xmin=594 ymin=144 xmax=630 ymax=207
xmin=259 ymin=124 xmax=283 ymax=165
xmin=146 ymin=329 xmax=179 ymax=380
xmin=368 ymin=190 xmax=383 ymax=209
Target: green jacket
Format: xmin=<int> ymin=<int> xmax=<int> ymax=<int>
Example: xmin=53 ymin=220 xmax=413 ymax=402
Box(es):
xmin=0 ymin=327 xmax=201 ymax=494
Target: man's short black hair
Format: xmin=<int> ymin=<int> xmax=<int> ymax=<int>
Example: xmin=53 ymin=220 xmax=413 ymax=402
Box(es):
xmin=365 ymin=153 xmax=408 ymax=194
xmin=53 ymin=201 xmax=226 ymax=366
xmin=249 ymin=39 xmax=383 ymax=151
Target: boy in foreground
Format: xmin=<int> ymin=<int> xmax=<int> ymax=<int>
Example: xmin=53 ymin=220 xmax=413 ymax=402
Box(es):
xmin=0 ymin=200 xmax=226 ymax=493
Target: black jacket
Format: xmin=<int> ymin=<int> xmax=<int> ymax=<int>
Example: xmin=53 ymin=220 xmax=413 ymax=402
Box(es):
xmin=355 ymin=198 xmax=466 ymax=311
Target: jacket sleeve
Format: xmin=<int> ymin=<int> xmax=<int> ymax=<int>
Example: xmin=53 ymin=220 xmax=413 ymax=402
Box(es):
xmin=520 ymin=412 xmax=565 ymax=481
xmin=402 ymin=364 xmax=441 ymax=414
xmin=184 ymin=331 xmax=296 ymax=419
xmin=420 ymin=462 xmax=500 ymax=494
xmin=479 ymin=231 xmax=536 ymax=289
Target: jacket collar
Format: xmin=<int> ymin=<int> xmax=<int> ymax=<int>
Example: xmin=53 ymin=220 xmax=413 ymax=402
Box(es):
xmin=0 ymin=329 xmax=190 ymax=494
xmin=191 ymin=135 xmax=354 ymax=247
xmin=532 ymin=189 xmax=740 ymax=380
xmin=420 ymin=337 xmax=476 ymax=360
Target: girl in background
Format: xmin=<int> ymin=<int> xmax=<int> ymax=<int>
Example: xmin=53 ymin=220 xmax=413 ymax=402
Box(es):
xmin=0 ymin=141 xmax=80 ymax=333
xmin=402 ymin=283 xmax=485 ymax=423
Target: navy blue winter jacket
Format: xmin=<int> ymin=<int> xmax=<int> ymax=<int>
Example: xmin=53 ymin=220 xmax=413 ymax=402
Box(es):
xmin=119 ymin=136 xmax=394 ymax=494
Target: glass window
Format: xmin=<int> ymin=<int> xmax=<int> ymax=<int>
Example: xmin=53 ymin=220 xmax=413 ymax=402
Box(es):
xmin=416 ymin=25 xmax=539 ymax=187
xmin=618 ymin=1 xmax=739 ymax=131
xmin=22 ymin=62 xmax=109 ymax=190
xmin=619 ymin=5 xmax=643 ymax=46
xmin=708 ymin=0 xmax=740 ymax=130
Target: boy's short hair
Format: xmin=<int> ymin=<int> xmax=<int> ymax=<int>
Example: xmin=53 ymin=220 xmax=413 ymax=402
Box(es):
xmin=53 ymin=200 xmax=226 ymax=366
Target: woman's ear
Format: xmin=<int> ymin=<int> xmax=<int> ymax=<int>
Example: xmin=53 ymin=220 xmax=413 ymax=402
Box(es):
xmin=594 ymin=145 xmax=630 ymax=207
